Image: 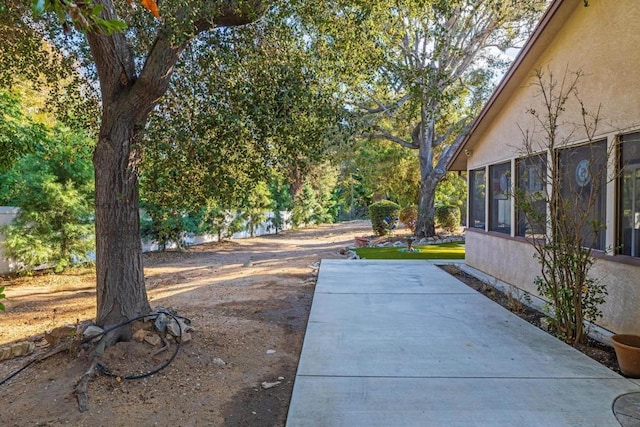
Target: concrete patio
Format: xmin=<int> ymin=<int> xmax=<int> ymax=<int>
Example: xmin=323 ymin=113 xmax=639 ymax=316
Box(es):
xmin=286 ymin=259 xmax=640 ymax=426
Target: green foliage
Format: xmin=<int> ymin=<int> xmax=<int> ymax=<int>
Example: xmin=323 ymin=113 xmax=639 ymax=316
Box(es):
xmin=0 ymin=127 xmax=94 ymax=272
xmin=369 ymin=200 xmax=401 ymax=236
xmin=292 ymin=183 xmax=323 ymax=228
xmin=0 ymin=89 xmax=46 ymax=169
xmin=140 ymin=204 xmax=199 ymax=251
xmin=435 ymin=205 xmax=461 ymax=232
xmin=239 ymin=182 xmax=272 ymax=238
xmin=435 ymin=173 xmax=467 ymax=211
xmin=267 ymin=179 xmax=293 ymax=234
xmin=0 ymin=286 xmax=5 ymax=311
xmin=399 ymin=206 xmax=418 ymax=232
xmin=352 ymin=138 xmax=420 ymax=208
xmin=198 ymin=203 xmax=243 ymax=242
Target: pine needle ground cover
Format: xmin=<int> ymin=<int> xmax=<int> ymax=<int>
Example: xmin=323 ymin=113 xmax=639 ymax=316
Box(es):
xmin=354 ymin=243 xmax=465 ymax=260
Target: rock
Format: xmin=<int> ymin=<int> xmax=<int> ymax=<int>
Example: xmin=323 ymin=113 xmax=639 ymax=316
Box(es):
xmin=10 ymin=341 xmax=34 ymax=358
xmin=212 ymin=357 xmax=226 ymax=366
xmin=166 ymin=319 xmax=192 ymax=337
xmin=176 ymin=332 xmax=192 ymax=343
xmin=154 ymin=313 xmax=169 ymax=334
xmin=278 ymin=376 xmax=285 ymax=380
xmin=0 ymin=346 xmax=12 ymax=360
xmin=44 ymin=325 xmax=76 ymax=346
xmin=82 ymin=325 xmax=104 ymax=343
xmin=144 ymin=334 xmax=161 ymax=347
xmin=261 ymin=381 xmax=281 ymax=389
xmin=393 ymin=241 xmax=404 ymax=247
xmin=266 ymin=349 xmax=276 ymax=355
xmin=132 ymin=329 xmax=147 ymax=342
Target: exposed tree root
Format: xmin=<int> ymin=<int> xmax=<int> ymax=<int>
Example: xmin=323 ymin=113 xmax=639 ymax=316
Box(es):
xmin=75 ymin=359 xmax=99 ymax=413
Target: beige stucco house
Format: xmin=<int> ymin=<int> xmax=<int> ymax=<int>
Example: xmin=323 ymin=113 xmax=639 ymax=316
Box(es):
xmin=448 ymin=0 xmax=640 ymax=335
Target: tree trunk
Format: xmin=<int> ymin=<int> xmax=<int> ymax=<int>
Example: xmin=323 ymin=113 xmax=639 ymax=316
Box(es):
xmin=416 ymin=177 xmax=438 ymax=238
xmin=93 ymin=116 xmax=150 ymax=333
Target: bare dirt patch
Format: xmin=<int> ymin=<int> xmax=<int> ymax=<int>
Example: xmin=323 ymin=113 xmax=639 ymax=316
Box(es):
xmin=0 ymin=221 xmax=372 ymax=426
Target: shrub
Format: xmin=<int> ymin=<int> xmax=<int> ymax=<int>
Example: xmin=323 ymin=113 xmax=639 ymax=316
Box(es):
xmin=399 ymin=206 xmax=418 ymax=232
xmin=369 ymin=200 xmax=401 ymax=236
xmin=435 ymin=205 xmax=460 ymax=232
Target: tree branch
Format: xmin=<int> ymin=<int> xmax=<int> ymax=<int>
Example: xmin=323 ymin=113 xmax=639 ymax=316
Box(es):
xmin=362 ymin=129 xmax=418 ymax=149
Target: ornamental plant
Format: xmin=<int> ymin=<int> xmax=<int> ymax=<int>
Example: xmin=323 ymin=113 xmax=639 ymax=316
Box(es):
xmin=369 ymin=200 xmax=400 ymax=236
xmin=435 ymin=205 xmax=460 ymax=232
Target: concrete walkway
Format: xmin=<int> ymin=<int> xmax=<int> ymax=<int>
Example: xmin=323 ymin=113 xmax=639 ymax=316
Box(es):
xmin=286 ymin=260 xmax=640 ymax=426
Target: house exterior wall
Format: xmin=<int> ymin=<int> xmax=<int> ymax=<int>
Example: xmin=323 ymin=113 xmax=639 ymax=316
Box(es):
xmin=469 ymin=1 xmax=640 ymax=172
xmin=465 ymin=0 xmax=640 ymax=335
xmin=466 ymin=229 xmax=640 ymax=334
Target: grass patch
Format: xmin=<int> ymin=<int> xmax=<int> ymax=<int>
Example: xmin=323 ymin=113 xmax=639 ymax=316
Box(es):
xmin=354 ymin=242 xmax=465 ymax=260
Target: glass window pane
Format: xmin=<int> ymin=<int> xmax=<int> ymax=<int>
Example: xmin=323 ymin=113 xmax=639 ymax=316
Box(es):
xmin=619 ymin=133 xmax=640 ymax=257
xmin=558 ymin=140 xmax=607 ymax=250
xmin=469 ymin=168 xmax=486 ymax=229
xmin=516 ymin=155 xmax=547 ymax=237
xmin=489 ymin=162 xmax=511 ymax=234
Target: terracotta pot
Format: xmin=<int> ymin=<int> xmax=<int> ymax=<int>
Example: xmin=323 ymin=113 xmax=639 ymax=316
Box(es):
xmin=611 ymin=334 xmax=640 ymax=378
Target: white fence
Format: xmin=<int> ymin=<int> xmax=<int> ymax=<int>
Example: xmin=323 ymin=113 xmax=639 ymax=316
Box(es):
xmin=0 ymin=207 xmax=20 ymax=273
xmin=0 ymin=207 xmax=291 ymax=274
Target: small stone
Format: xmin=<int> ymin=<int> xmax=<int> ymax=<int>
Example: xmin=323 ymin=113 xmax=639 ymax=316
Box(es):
xmin=10 ymin=341 xmax=34 ymax=358
xmin=266 ymin=349 xmax=276 ymax=355
xmin=132 ymin=329 xmax=147 ymax=342
xmin=176 ymin=332 xmax=191 ymax=343
xmin=44 ymin=325 xmax=76 ymax=346
xmin=278 ymin=376 xmax=285 ymax=381
xmin=212 ymin=358 xmax=226 ymax=366
xmin=261 ymin=381 xmax=281 ymax=389
xmin=144 ymin=334 xmax=161 ymax=347
xmin=82 ymin=325 xmax=104 ymax=343
xmin=154 ymin=313 xmax=169 ymax=334
xmin=0 ymin=346 xmax=11 ymax=360
xmin=167 ymin=319 xmax=192 ymax=337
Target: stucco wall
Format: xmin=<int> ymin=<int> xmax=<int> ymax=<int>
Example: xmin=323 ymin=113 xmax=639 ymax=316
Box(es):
xmin=468 ymin=1 xmax=640 ymax=171
xmin=467 ymin=229 xmax=640 ymax=334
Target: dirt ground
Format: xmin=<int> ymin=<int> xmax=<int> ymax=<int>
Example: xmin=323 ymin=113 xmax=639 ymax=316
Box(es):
xmin=0 ymin=220 xmax=374 ymax=427
xmin=0 ymin=220 xmax=620 ymax=426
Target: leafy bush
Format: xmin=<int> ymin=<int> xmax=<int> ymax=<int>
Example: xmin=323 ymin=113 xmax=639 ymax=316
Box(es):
xmin=369 ymin=200 xmax=401 ymax=236
xmin=140 ymin=203 xmax=199 ymax=251
xmin=0 ymin=128 xmax=95 ymax=273
xmin=399 ymin=206 xmax=418 ymax=232
xmin=435 ymin=205 xmax=460 ymax=232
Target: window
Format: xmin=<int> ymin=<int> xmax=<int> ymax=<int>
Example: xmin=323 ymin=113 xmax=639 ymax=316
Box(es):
xmin=558 ymin=140 xmax=607 ymax=250
xmin=516 ymin=155 xmax=547 ymax=237
xmin=618 ymin=133 xmax=640 ymax=257
xmin=489 ymin=162 xmax=511 ymax=234
xmin=468 ymin=168 xmax=486 ymax=229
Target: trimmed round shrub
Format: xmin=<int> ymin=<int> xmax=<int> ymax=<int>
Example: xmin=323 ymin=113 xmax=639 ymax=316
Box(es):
xmin=435 ymin=205 xmax=461 ymax=232
xmin=399 ymin=206 xmax=418 ymax=232
xmin=369 ymin=200 xmax=401 ymax=236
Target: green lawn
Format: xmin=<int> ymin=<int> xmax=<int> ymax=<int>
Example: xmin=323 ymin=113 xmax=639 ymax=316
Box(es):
xmin=354 ymin=242 xmax=465 ymax=260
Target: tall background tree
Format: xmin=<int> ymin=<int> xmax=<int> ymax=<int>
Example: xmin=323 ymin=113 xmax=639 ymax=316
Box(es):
xmin=297 ymin=0 xmax=544 ymax=236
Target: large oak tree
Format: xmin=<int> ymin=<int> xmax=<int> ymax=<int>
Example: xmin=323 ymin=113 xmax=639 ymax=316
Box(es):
xmin=1 ymin=1 xmax=267 ymax=345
